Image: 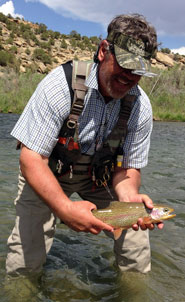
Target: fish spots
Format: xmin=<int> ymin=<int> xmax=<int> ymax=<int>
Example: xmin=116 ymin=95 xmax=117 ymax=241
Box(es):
xmin=98 ymin=209 xmax=112 ymax=213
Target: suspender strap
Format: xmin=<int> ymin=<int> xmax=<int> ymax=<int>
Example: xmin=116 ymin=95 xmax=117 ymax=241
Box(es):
xmin=64 ymin=60 xmax=92 ymax=131
xmin=69 ymin=60 xmax=92 ymax=118
xmin=59 ymin=60 xmax=92 ymax=137
xmin=105 ymin=94 xmax=136 ymax=152
xmin=62 ymin=61 xmax=74 ymax=103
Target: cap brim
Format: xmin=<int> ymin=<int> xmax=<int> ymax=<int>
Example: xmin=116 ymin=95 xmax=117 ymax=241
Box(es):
xmin=114 ymin=44 xmax=157 ymax=77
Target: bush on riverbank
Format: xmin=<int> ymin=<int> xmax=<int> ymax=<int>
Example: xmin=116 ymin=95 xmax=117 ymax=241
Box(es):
xmin=0 ymin=68 xmax=44 ymax=113
xmin=140 ymin=65 xmax=185 ymax=121
xmin=0 ymin=65 xmax=185 ymax=121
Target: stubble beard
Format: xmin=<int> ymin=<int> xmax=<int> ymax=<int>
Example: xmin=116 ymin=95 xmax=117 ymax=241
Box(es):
xmin=100 ymin=66 xmax=131 ymax=99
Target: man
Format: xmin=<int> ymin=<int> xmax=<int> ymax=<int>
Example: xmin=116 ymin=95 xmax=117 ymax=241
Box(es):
xmin=6 ymin=13 xmax=163 ymax=276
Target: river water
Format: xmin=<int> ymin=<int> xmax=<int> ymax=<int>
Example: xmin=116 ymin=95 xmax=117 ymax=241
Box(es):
xmin=0 ymin=113 xmax=184 ymax=302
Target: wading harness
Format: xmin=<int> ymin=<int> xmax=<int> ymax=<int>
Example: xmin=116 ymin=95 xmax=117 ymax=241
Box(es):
xmin=49 ymin=60 xmax=136 ymax=196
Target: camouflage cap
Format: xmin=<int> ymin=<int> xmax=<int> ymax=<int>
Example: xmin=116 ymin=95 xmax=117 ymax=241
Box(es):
xmin=107 ymin=31 xmax=157 ymax=77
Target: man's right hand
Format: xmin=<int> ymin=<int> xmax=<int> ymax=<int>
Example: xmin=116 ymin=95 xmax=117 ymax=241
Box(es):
xmin=57 ymin=200 xmax=114 ymax=235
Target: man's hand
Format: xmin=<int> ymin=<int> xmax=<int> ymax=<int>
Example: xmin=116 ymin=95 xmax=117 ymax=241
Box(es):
xmin=57 ymin=200 xmax=114 ymax=235
xmin=124 ymin=193 xmax=164 ymax=231
xmin=112 ymin=167 xmax=164 ymax=232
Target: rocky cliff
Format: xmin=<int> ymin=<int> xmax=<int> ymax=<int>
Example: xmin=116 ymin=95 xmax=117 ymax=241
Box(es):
xmin=0 ymin=13 xmax=184 ymax=74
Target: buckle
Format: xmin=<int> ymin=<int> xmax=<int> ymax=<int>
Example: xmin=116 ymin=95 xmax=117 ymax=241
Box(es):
xmin=67 ymin=120 xmax=76 ymax=129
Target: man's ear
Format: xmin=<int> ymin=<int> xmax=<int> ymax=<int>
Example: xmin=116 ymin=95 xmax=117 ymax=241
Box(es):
xmin=97 ymin=40 xmax=110 ymax=62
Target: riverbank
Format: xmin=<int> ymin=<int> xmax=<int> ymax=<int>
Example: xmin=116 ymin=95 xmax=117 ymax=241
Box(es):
xmin=140 ymin=64 xmax=185 ymax=122
xmin=0 ymin=66 xmax=185 ymax=121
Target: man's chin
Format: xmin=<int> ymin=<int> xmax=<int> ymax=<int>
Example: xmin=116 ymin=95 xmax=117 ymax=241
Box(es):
xmin=110 ymin=91 xmax=128 ymax=100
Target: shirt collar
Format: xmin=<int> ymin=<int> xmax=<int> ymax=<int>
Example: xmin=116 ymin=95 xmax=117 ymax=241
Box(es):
xmin=85 ymin=63 xmax=99 ymax=90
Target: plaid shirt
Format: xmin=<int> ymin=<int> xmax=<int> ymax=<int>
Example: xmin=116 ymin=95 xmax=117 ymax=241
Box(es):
xmin=11 ymin=63 xmax=153 ymax=169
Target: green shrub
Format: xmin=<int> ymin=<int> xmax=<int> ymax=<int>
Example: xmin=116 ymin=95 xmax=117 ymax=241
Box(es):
xmin=25 ymin=48 xmax=31 ymax=55
xmin=41 ymin=31 xmax=49 ymax=40
xmin=36 ymin=23 xmax=47 ymax=34
xmin=54 ymin=31 xmax=60 ymax=39
xmin=49 ymin=38 xmax=55 ymax=46
xmin=10 ymin=31 xmax=15 ymax=39
xmin=61 ymin=34 xmax=68 ymax=39
xmin=39 ymin=42 xmax=51 ymax=51
xmin=0 ymin=12 xmax=8 ymax=23
xmin=33 ymin=48 xmax=52 ymax=65
xmin=76 ymin=41 xmax=85 ymax=50
xmin=140 ymin=65 xmax=185 ymax=120
xmin=69 ymin=30 xmax=81 ymax=40
xmin=6 ymin=37 xmax=14 ymax=44
xmin=19 ymin=23 xmax=31 ymax=33
xmin=9 ymin=45 xmax=17 ymax=54
xmin=90 ymin=36 xmax=100 ymax=45
xmin=70 ymin=38 xmax=77 ymax=48
xmin=61 ymin=39 xmax=67 ymax=49
xmin=0 ymin=69 xmax=45 ymax=113
xmin=160 ymin=48 xmax=171 ymax=54
xmin=0 ymin=50 xmax=14 ymax=66
xmin=173 ymin=53 xmax=182 ymax=61
xmin=74 ymin=55 xmax=79 ymax=60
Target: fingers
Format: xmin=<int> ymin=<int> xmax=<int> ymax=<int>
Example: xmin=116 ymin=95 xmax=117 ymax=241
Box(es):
xmin=156 ymin=222 xmax=164 ymax=230
xmin=92 ymin=216 xmax=114 ymax=233
xmin=141 ymin=194 xmax=153 ymax=209
xmin=66 ymin=200 xmax=114 ymax=234
xmin=132 ymin=218 xmax=164 ymax=231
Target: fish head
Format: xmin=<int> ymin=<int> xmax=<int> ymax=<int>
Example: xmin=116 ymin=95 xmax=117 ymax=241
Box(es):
xmin=149 ymin=204 xmax=176 ymax=222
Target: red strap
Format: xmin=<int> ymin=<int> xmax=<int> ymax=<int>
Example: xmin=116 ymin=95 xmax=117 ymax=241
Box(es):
xmin=58 ymin=137 xmax=79 ymax=150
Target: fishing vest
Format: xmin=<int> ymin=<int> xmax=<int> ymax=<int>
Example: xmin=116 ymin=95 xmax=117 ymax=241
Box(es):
xmin=49 ymin=60 xmax=136 ymax=186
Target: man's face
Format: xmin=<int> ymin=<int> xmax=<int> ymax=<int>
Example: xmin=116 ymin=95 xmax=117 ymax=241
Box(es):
xmin=98 ymin=42 xmax=141 ymax=100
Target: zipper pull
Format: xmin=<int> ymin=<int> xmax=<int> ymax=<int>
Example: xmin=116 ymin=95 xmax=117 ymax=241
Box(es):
xmin=92 ymin=169 xmax=96 ymax=182
xmin=102 ymin=181 xmax=114 ymax=200
xmin=56 ymin=160 xmax=63 ymax=174
xmin=69 ymin=165 xmax=73 ymax=179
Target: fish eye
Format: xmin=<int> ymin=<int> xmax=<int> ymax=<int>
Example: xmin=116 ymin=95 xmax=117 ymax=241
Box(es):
xmin=164 ymin=208 xmax=169 ymax=212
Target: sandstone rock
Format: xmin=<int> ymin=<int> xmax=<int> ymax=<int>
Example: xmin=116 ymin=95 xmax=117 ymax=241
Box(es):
xmin=20 ymin=53 xmax=28 ymax=60
xmin=37 ymin=62 xmax=46 ymax=73
xmin=14 ymin=39 xmax=27 ymax=47
xmin=156 ymin=52 xmax=174 ymax=67
xmin=180 ymin=57 xmax=185 ymax=64
xmin=20 ymin=65 xmax=26 ymax=73
xmin=151 ymin=58 xmax=157 ymax=64
xmin=29 ymin=40 xmax=35 ymax=47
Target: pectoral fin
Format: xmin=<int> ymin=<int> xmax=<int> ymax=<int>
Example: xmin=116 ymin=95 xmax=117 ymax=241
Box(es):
xmin=113 ymin=228 xmax=125 ymax=240
xmin=142 ymin=217 xmax=153 ymax=224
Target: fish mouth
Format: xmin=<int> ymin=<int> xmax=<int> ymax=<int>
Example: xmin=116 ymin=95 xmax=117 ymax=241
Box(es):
xmin=162 ymin=208 xmax=176 ymax=220
xmin=166 ymin=213 xmax=176 ymax=219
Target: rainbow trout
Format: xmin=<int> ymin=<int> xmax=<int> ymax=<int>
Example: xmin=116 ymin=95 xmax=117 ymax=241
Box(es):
xmin=93 ymin=202 xmax=176 ymax=239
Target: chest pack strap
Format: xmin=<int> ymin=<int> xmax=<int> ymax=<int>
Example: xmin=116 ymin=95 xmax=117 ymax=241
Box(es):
xmin=105 ymin=94 xmax=136 ymax=153
xmin=62 ymin=61 xmax=74 ymax=102
xmin=60 ymin=60 xmax=93 ymax=136
xmin=90 ymin=94 xmax=136 ymax=185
